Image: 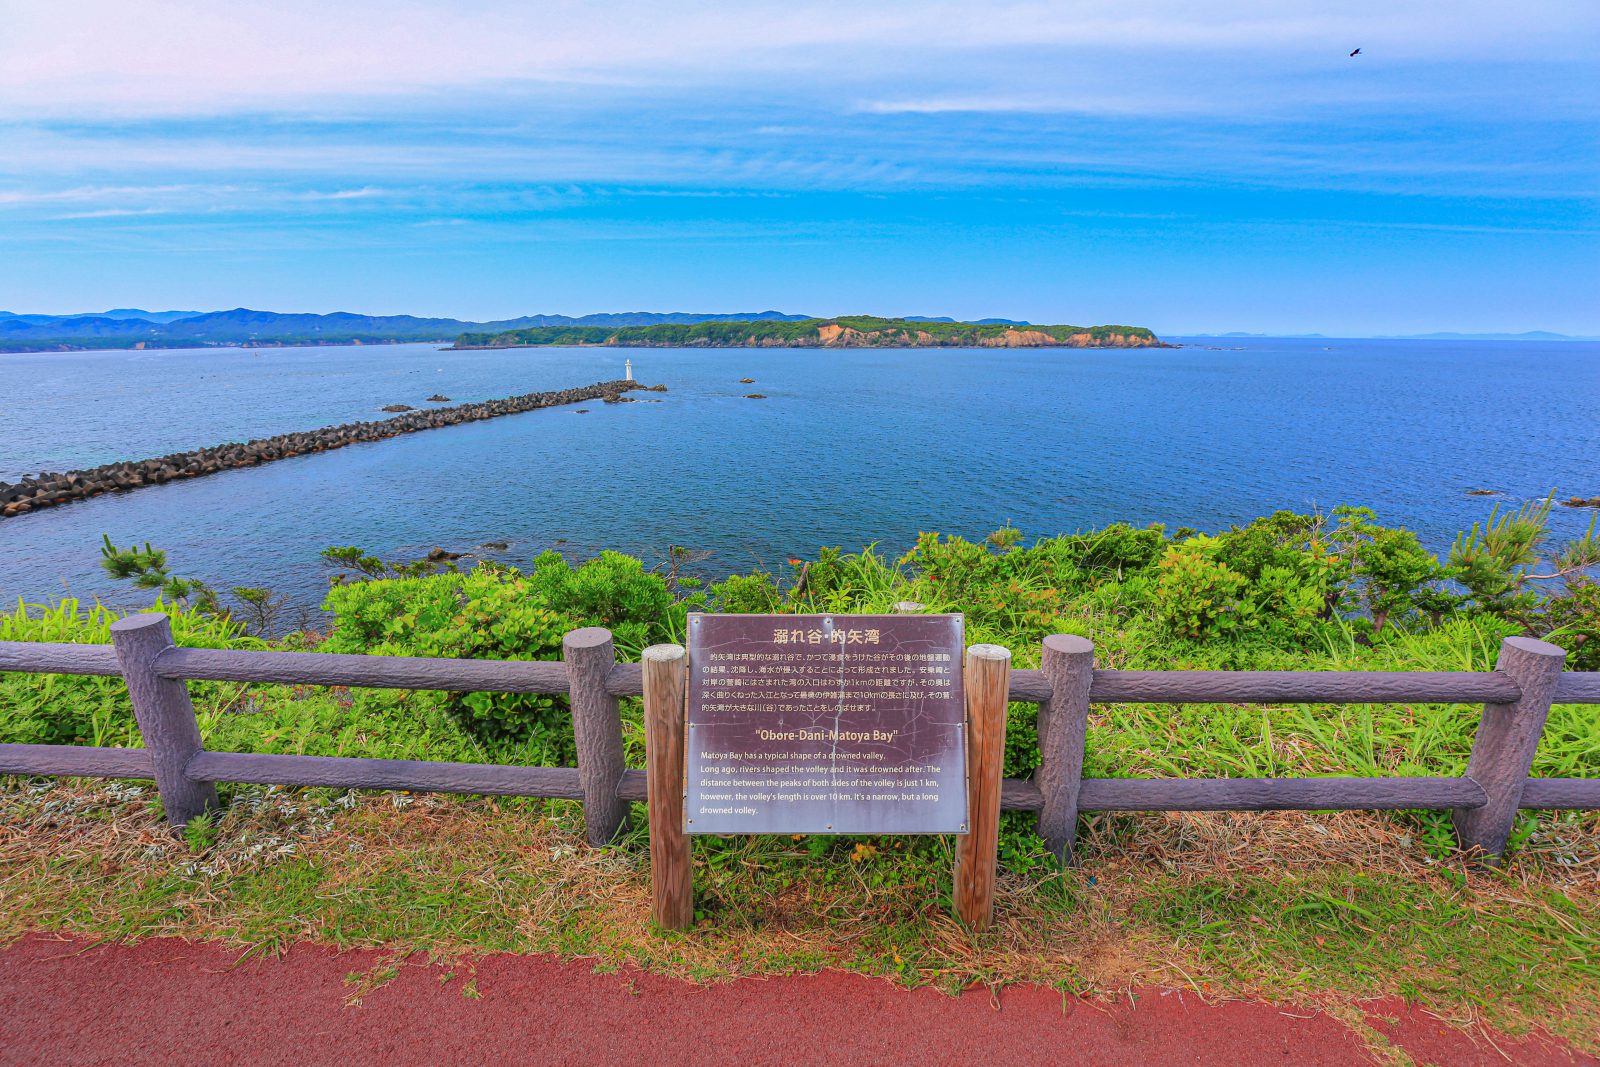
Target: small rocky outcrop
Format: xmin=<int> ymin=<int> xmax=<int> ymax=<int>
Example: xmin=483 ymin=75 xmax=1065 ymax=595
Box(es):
xmin=426 ymin=547 xmax=463 ymax=562
xmin=1466 ymin=489 xmax=1497 ymax=496
xmin=381 ymin=404 xmax=414 ymax=412
xmin=426 ymin=394 xmax=451 ymax=402
xmin=1561 ymin=496 xmax=1600 ymax=508
xmin=739 ymin=377 xmax=755 ymax=383
xmin=481 ymin=541 xmax=510 ymax=550
xmin=745 ymin=393 xmax=767 ymax=399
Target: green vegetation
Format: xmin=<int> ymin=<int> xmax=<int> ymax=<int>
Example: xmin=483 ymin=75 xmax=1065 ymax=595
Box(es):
xmin=454 ymin=316 xmax=1160 ymax=349
xmin=2 ymin=505 xmax=1598 ymax=1046
xmin=6 ymin=502 xmax=1597 ymax=803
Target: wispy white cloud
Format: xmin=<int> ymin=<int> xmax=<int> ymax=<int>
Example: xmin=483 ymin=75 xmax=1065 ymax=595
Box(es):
xmin=48 ymin=207 xmax=172 ymax=220
xmin=0 ymin=184 xmax=205 ymax=207
xmin=0 ymin=0 xmax=1591 ymax=213
xmin=1 ymin=1 xmax=1594 ymax=119
xmin=294 ymin=186 xmax=389 ymax=201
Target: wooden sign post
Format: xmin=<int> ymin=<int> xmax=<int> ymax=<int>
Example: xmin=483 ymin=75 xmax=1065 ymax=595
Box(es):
xmin=642 ymin=643 xmax=692 ymax=930
xmin=954 ymin=644 xmax=1010 ymax=930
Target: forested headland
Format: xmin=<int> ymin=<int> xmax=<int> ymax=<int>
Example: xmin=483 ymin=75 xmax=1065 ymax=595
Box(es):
xmin=452 ymin=316 xmax=1164 ymax=349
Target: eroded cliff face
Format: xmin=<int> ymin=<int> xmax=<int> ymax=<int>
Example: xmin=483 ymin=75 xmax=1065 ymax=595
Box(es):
xmin=1062 ymin=330 xmax=1162 ymax=348
xmin=977 ymin=329 xmax=1059 ymax=347
xmin=813 ymin=324 xmax=941 ymax=346
xmin=814 ymin=326 xmax=1163 ymax=348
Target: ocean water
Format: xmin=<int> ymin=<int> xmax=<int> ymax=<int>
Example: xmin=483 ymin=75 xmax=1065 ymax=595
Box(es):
xmin=1 ymin=337 xmax=1596 ymax=612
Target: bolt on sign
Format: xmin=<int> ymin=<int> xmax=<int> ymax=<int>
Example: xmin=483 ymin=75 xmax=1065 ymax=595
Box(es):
xmin=685 ymin=613 xmax=969 ymax=834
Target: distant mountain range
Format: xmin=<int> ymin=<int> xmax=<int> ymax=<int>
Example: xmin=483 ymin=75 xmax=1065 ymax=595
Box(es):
xmin=0 ymin=308 xmax=1053 ymax=352
xmin=0 ymin=308 xmax=205 ymax=326
xmin=0 ymin=308 xmax=818 ymax=351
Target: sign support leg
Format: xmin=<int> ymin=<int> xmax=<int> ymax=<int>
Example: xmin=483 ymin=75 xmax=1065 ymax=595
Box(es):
xmin=643 ymin=643 xmax=693 ymax=930
xmin=954 ymin=643 xmax=1010 ymax=930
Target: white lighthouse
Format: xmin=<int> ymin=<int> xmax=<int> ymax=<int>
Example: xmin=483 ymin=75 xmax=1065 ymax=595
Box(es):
xmin=624 ymin=358 xmax=634 ymax=381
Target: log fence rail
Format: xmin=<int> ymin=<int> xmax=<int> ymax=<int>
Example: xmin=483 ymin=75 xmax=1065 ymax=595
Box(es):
xmin=2 ymin=613 xmax=1597 ymax=921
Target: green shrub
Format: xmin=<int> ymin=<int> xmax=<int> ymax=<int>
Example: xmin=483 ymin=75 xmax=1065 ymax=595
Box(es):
xmin=0 ymin=599 xmax=256 ymax=747
xmin=523 ymin=550 xmax=681 ymax=655
xmin=1152 ymin=536 xmax=1250 ymax=640
xmin=1540 ymin=576 xmax=1600 ymax=672
xmin=318 ymin=554 xmax=690 ymax=748
xmin=321 ymin=568 xmax=569 ymax=746
xmin=708 ymin=571 xmax=786 ymax=614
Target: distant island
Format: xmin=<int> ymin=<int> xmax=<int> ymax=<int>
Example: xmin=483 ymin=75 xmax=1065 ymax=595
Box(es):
xmin=453 ymin=317 xmax=1164 ymax=350
xmin=0 ymin=308 xmax=1161 ymax=352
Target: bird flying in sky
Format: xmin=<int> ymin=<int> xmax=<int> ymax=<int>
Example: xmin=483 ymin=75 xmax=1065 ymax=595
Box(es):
xmin=1350 ymin=47 xmax=1362 ymax=56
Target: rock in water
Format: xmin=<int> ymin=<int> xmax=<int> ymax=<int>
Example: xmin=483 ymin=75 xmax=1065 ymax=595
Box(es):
xmin=739 ymin=377 xmax=755 ymax=383
xmin=744 ymin=393 xmax=767 ymax=399
xmin=381 ymin=404 xmax=414 ymax=412
xmin=426 ymin=394 xmax=451 ymax=402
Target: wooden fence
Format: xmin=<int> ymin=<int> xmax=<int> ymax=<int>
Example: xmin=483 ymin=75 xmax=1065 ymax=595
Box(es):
xmin=2 ymin=613 xmax=1598 ymax=913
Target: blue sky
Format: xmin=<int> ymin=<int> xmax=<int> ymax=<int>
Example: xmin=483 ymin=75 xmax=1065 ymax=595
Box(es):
xmin=1 ymin=1 xmax=1596 ymax=334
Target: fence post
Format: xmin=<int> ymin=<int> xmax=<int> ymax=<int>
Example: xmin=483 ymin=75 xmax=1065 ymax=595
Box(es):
xmin=109 ymin=613 xmax=217 ymax=829
xmin=954 ymin=643 xmax=1010 ymax=930
xmin=564 ymin=627 xmax=628 ymax=846
xmin=1037 ymin=634 xmax=1094 ymax=863
xmin=1453 ymin=636 xmax=1566 ymax=863
xmin=642 ymin=643 xmax=692 ymax=930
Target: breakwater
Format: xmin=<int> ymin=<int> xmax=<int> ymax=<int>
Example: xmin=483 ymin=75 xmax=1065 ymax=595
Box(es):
xmin=0 ymin=378 xmax=662 ymax=519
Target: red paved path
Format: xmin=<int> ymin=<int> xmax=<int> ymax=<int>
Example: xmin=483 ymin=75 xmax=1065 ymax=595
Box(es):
xmin=0 ymin=934 xmax=1592 ymax=1065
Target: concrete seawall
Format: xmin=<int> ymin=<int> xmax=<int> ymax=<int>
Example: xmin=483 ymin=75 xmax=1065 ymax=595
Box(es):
xmin=0 ymin=378 xmax=663 ymax=519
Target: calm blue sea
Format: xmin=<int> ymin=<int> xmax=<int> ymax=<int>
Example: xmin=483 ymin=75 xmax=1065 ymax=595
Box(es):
xmin=1 ymin=338 xmax=1596 ymax=612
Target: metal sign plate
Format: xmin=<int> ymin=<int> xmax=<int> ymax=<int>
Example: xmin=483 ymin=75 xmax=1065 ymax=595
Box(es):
xmin=685 ymin=613 xmax=968 ymax=835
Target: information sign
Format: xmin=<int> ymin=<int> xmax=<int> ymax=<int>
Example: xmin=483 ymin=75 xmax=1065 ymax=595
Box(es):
xmin=685 ymin=613 xmax=968 ymax=834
